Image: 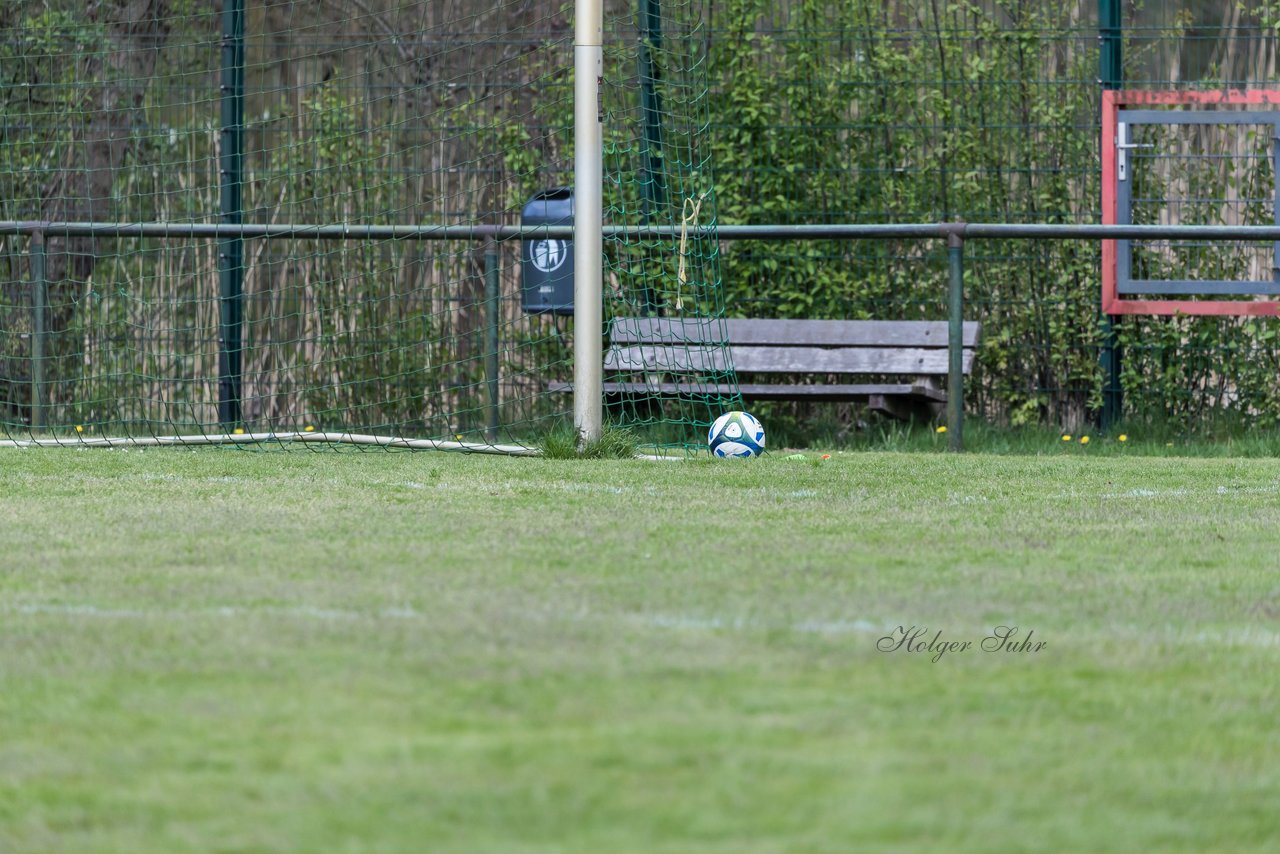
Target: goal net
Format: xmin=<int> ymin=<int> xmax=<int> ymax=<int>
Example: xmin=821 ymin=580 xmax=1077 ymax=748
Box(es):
xmin=0 ymin=0 xmax=729 ymax=452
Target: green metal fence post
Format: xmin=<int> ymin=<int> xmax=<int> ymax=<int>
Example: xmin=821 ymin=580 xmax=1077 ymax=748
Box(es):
xmin=30 ymin=231 xmax=46 ymax=431
xmin=1099 ymin=0 xmax=1123 ymax=430
xmin=638 ymin=0 xmax=668 ymax=219
xmin=218 ymin=0 xmax=245 ymax=429
xmin=637 ymin=0 xmax=666 ymax=315
xmin=947 ymin=228 xmax=965 ymax=452
xmin=484 ymin=239 xmax=501 ymax=442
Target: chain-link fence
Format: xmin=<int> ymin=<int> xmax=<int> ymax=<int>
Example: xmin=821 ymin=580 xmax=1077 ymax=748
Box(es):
xmin=708 ymin=0 xmax=1280 ymax=433
xmin=3 ymin=1 xmax=1278 ymax=440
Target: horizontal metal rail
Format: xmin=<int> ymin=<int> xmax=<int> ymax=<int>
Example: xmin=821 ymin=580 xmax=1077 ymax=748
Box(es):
xmin=6 ymin=218 xmax=1276 ymax=454
xmin=9 ymin=220 xmax=1280 ymax=241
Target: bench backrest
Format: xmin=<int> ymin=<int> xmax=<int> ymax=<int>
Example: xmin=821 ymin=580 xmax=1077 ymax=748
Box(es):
xmin=605 ymin=317 xmax=980 ymax=376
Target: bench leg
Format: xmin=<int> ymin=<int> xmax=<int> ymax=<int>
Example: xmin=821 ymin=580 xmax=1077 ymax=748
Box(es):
xmin=867 ymin=394 xmax=940 ymax=422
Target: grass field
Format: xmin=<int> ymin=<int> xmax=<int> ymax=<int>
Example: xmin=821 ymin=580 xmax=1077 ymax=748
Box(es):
xmin=2 ymin=445 xmax=1280 ymax=852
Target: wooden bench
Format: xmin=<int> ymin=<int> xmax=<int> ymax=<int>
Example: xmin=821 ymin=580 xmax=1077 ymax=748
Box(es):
xmin=554 ymin=317 xmax=980 ymax=420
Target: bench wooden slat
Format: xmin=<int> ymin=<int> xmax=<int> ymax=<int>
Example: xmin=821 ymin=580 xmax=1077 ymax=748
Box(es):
xmin=551 ymin=316 xmax=981 ymax=421
xmin=549 ymin=381 xmax=947 ymax=402
xmin=605 ymin=345 xmax=976 ymax=375
xmin=610 ymin=317 xmax=980 ymax=348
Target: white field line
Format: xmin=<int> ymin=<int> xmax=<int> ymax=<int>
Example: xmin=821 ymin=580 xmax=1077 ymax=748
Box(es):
xmin=920 ymin=484 xmax=1280 ymax=505
xmin=6 ymin=603 xmax=1280 ymax=649
xmin=1109 ymin=484 xmax=1279 ymax=499
xmin=2 ymin=603 xmax=423 ymax=621
xmin=0 ymin=431 xmax=688 ymax=460
xmin=0 ymin=431 xmax=540 ymax=455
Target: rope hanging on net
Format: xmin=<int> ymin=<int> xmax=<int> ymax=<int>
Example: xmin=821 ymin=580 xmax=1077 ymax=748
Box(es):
xmin=675 ymin=190 xmax=710 ymax=312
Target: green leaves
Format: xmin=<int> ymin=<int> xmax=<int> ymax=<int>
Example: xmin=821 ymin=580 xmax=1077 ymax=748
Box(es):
xmin=701 ymin=0 xmax=1280 ymax=429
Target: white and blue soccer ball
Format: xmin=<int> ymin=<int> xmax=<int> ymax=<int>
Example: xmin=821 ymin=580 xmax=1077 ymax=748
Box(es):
xmin=708 ymin=410 xmax=766 ymax=458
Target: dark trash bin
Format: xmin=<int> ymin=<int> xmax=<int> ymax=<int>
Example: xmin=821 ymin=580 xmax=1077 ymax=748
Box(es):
xmin=521 ymin=187 xmax=574 ymax=314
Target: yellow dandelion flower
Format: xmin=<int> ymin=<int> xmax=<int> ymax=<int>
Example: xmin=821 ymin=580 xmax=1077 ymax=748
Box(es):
xmin=1118 ymin=434 xmax=1128 ymax=442
xmin=75 ymin=425 xmax=84 ymax=433
xmin=1062 ymin=434 xmax=1072 ymax=442
xmin=1080 ymin=436 xmax=1090 ymax=444
xmin=936 ymin=425 xmax=947 ymax=434
xmin=233 ymin=427 xmax=245 ymax=435
xmin=304 ymin=425 xmax=316 ymax=432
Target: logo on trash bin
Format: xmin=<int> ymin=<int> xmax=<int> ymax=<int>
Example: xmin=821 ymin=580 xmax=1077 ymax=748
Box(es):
xmin=530 ymin=239 xmax=568 ymax=273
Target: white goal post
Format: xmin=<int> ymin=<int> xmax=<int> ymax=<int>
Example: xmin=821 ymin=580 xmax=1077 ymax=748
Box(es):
xmin=574 ymin=0 xmax=604 ymax=445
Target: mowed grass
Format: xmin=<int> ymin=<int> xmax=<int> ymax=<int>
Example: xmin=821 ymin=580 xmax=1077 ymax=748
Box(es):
xmin=2 ymin=448 xmax=1279 ymax=853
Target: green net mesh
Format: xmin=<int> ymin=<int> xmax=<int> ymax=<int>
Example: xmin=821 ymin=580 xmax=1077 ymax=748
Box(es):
xmin=0 ymin=0 xmax=730 ymax=453
xmin=603 ymin=0 xmax=737 ymax=449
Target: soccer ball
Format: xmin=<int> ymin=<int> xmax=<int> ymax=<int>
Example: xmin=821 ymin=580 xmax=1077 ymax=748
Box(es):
xmin=708 ymin=411 xmax=766 ymax=458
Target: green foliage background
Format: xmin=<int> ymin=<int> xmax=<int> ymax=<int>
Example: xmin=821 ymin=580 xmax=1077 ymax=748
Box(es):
xmin=707 ymin=0 xmax=1280 ymax=432
xmin=4 ymin=0 xmax=1280 ymax=437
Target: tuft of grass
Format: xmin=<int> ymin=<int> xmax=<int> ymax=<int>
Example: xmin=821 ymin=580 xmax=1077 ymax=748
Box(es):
xmin=538 ymin=427 xmax=581 ymax=459
xmin=539 ymin=423 xmax=639 ymax=459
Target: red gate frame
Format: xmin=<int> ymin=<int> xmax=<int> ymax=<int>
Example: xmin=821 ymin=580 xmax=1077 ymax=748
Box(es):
xmin=1102 ymin=89 xmax=1280 ymax=316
